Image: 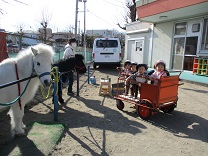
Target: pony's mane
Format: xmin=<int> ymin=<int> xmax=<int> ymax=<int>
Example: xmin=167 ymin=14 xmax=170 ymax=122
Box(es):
xmin=0 ymin=44 xmax=55 ymax=65
xmin=16 ymin=43 xmax=55 ymax=61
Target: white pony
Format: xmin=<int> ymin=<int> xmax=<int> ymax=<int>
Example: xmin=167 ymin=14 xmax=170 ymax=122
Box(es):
xmin=0 ymin=43 xmax=55 ymax=137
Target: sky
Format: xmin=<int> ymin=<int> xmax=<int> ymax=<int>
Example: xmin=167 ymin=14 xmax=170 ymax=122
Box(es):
xmin=0 ymin=0 xmax=129 ymax=33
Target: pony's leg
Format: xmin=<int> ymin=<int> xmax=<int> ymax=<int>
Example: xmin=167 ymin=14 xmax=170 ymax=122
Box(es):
xmin=8 ymin=104 xmax=25 ymax=136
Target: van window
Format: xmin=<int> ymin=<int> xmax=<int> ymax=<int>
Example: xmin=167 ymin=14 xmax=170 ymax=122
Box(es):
xmin=96 ymin=40 xmax=118 ymax=48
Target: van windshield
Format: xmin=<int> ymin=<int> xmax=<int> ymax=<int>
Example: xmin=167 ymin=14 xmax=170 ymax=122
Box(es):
xmin=96 ymin=40 xmax=118 ymax=48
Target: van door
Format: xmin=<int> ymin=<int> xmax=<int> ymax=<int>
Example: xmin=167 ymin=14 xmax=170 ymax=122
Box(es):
xmin=93 ymin=39 xmax=121 ymax=63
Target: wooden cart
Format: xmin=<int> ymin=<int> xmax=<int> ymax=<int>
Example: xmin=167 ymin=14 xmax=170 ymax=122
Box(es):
xmin=114 ymin=71 xmax=183 ymax=120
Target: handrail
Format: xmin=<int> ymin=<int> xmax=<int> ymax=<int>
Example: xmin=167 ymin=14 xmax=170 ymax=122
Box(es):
xmin=0 ymin=75 xmax=37 ymax=89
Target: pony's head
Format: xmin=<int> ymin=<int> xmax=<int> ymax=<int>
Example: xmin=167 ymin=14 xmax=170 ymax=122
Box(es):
xmin=74 ymin=54 xmax=86 ymax=74
xmin=31 ymin=44 xmax=55 ymax=86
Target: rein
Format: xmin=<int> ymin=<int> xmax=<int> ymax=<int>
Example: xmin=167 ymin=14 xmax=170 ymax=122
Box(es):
xmin=0 ymin=77 xmax=32 ymax=107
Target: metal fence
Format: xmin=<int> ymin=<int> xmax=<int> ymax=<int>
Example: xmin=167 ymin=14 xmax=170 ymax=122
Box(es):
xmin=8 ymin=48 xmax=93 ymax=62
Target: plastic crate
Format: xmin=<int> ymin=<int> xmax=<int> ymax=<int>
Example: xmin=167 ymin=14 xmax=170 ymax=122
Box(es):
xmin=111 ymin=82 xmax=125 ymax=96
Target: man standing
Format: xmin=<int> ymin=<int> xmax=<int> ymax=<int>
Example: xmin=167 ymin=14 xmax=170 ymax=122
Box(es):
xmin=63 ymin=38 xmax=77 ymax=96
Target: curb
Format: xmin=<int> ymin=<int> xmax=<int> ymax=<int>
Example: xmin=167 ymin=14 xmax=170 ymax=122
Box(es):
xmin=180 ymin=79 xmax=208 ymax=87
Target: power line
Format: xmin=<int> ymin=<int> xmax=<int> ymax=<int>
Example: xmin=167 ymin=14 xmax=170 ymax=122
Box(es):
xmin=87 ymin=9 xmax=119 ymax=29
xmin=103 ymin=0 xmax=126 ymax=8
xmin=2 ymin=0 xmax=29 ymax=6
xmin=13 ymin=0 xmax=29 ymax=6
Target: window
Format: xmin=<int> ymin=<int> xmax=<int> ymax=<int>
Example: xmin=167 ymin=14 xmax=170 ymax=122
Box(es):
xmin=201 ymin=18 xmax=208 ymax=50
xmin=185 ymin=37 xmax=198 ymax=55
xmin=192 ymin=23 xmax=200 ymax=32
xmin=175 ymin=22 xmax=186 ymax=35
xmin=173 ymin=38 xmax=185 ymax=54
xmin=96 ymin=40 xmax=118 ymax=48
xmin=172 ymin=22 xmax=187 ymax=70
xmin=136 ymin=41 xmax=143 ymax=51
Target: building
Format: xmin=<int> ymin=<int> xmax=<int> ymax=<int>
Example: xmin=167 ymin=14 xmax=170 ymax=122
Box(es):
xmin=125 ymin=0 xmax=208 ymax=71
xmin=86 ymin=29 xmax=122 ymax=38
xmin=125 ymin=21 xmax=153 ymax=65
xmin=22 ymin=30 xmax=40 ymax=46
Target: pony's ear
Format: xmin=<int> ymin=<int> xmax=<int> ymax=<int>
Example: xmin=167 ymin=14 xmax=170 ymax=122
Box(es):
xmin=31 ymin=47 xmax=38 ymax=56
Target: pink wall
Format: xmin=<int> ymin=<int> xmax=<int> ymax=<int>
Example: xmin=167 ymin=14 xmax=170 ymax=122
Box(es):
xmin=137 ymin=0 xmax=208 ymax=18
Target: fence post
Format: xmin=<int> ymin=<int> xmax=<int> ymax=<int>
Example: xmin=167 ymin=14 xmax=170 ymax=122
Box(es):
xmin=53 ymin=67 xmax=59 ymax=122
xmin=88 ymin=65 xmax=90 ymax=84
xmin=77 ymin=72 xmax=79 ymax=96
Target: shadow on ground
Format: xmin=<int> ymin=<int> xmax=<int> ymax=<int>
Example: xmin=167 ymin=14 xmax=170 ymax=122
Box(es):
xmin=149 ymin=110 xmax=208 ymax=143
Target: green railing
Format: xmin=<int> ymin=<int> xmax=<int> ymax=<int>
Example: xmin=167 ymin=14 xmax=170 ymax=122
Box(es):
xmin=8 ymin=51 xmax=92 ymax=62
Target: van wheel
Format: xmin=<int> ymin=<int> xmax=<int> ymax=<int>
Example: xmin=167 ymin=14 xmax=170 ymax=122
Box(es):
xmin=93 ymin=63 xmax=96 ymax=69
xmin=117 ymin=63 xmax=121 ymax=67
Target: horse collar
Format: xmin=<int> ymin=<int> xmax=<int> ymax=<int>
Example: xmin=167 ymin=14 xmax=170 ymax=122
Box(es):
xmin=15 ymin=62 xmax=22 ymax=110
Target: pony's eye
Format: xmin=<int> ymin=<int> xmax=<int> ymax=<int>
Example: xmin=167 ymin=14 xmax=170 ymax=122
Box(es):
xmin=37 ymin=62 xmax=40 ymax=66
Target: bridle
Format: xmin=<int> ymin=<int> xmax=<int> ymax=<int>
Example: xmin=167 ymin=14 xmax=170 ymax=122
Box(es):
xmin=32 ymin=62 xmax=51 ymax=79
xmin=75 ymin=65 xmax=86 ymax=71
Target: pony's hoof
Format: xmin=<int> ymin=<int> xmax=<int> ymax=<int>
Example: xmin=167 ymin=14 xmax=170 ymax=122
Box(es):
xmin=13 ymin=128 xmax=25 ymax=137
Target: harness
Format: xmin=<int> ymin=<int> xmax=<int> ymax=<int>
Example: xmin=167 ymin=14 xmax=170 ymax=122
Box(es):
xmin=14 ymin=61 xmax=51 ymax=110
xmin=75 ymin=65 xmax=86 ymax=73
xmin=15 ymin=63 xmax=22 ymax=109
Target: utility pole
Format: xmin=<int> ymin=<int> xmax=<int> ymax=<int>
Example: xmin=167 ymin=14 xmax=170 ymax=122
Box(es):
xmin=78 ymin=20 xmax=80 ymax=46
xmin=75 ymin=0 xmax=79 ymax=38
xmin=83 ymin=0 xmax=87 ymax=63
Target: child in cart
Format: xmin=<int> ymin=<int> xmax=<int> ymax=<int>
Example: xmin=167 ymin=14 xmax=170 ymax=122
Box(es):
xmin=149 ymin=60 xmax=169 ymax=85
xmin=116 ymin=60 xmax=132 ymax=96
xmin=125 ymin=62 xmax=137 ymax=96
xmin=117 ymin=60 xmax=132 ymax=77
xmin=126 ymin=63 xmax=148 ymax=98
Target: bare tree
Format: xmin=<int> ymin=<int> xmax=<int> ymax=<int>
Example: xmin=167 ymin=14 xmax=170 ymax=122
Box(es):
xmin=117 ymin=0 xmax=137 ymax=30
xmin=37 ymin=9 xmax=53 ymax=44
xmin=63 ymin=24 xmax=75 ymax=39
xmin=16 ymin=23 xmax=26 ymax=50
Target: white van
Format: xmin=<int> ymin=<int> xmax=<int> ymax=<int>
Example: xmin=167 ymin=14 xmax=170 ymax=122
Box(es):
xmin=92 ymin=38 xmax=121 ymax=69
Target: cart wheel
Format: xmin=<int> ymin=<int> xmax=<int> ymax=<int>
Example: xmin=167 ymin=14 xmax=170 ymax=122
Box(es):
xmin=137 ymin=101 xmax=153 ymax=121
xmin=161 ymin=105 xmax=175 ymax=113
xmin=116 ymin=100 xmax=124 ymax=110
